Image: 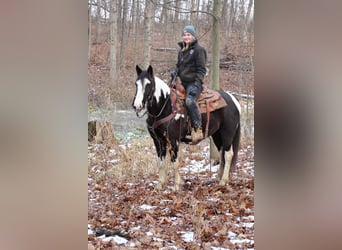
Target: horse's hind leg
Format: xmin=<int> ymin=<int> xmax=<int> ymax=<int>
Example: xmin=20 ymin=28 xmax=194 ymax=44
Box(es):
xmin=219 ymin=146 xmax=234 ymax=185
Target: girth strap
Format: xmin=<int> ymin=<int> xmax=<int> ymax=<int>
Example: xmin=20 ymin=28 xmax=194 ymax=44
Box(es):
xmin=205 ymin=99 xmax=210 ymax=138
xmin=152 ymin=113 xmax=175 ymax=129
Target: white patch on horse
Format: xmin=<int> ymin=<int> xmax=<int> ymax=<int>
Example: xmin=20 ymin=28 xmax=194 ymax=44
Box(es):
xmin=175 ymin=113 xmax=184 ymax=120
xmin=154 ymin=77 xmax=170 ymax=104
xmin=134 ymin=79 xmax=148 ymax=110
xmin=226 ymin=92 xmax=241 ymax=114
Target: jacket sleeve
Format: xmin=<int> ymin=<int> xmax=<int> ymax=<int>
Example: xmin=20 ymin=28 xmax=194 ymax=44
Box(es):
xmin=194 ymin=46 xmax=207 ymax=85
xmin=175 ymin=50 xmax=182 ymax=73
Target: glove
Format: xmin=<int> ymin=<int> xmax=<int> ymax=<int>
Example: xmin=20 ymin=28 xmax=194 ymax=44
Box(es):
xmin=194 ymin=81 xmax=203 ymax=92
xmin=170 ymin=70 xmax=177 ymax=79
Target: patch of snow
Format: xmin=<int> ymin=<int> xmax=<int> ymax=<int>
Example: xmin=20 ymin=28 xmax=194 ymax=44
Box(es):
xmin=139 ymin=204 xmax=156 ymax=210
xmin=181 ymin=231 xmax=194 ymax=242
xmin=148 ymin=180 xmax=159 ymax=186
xmin=228 ymin=231 xmax=237 ymax=238
xmin=211 ymin=247 xmax=229 ymax=250
xmin=99 ymin=235 xmax=128 ymax=245
xmin=88 ymin=225 xmax=94 ymax=235
xmin=181 ymin=160 xmax=218 ymax=173
xmin=241 ymin=222 xmax=254 ymax=228
xmin=160 ymin=247 xmax=178 ymax=250
xmin=228 ymin=231 xmax=254 ymax=246
xmin=230 ymin=238 xmax=254 ymax=245
xmin=108 ymin=159 xmax=119 ymax=164
xmin=160 ymin=199 xmax=172 ymax=203
xmin=129 ymin=242 xmax=136 ymax=247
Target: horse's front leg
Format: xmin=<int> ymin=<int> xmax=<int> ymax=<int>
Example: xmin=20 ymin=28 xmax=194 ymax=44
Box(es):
xmin=151 ymin=136 xmax=168 ymax=190
xmin=219 ymin=146 xmax=234 ymax=185
xmin=156 ymin=158 xmax=167 ymax=190
xmin=170 ymin=140 xmax=183 ymax=191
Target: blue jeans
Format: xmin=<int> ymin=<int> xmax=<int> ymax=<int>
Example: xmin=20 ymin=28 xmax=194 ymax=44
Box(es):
xmin=183 ymin=83 xmax=202 ymax=129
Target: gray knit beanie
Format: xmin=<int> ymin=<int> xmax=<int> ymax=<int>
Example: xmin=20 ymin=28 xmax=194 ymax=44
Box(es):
xmin=183 ymin=25 xmax=196 ymax=37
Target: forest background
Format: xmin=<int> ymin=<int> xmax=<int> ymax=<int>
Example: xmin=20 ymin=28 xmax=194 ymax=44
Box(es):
xmin=88 ymin=0 xmax=254 ymax=110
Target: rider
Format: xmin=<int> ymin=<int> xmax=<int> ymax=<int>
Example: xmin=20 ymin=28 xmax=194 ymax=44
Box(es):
xmin=171 ymin=25 xmax=207 ymax=144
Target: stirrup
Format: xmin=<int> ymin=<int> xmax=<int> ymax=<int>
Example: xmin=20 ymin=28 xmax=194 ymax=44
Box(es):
xmin=191 ymin=128 xmax=203 ymax=144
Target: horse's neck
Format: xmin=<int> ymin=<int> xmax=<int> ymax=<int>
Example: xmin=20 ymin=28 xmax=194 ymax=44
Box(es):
xmin=149 ymin=77 xmax=171 ymax=116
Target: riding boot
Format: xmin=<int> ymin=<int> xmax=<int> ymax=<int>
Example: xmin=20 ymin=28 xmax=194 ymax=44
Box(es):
xmin=191 ymin=127 xmax=203 ymax=144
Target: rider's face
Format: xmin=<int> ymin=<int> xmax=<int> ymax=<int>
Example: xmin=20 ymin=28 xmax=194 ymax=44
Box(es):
xmin=182 ymin=32 xmax=194 ymax=44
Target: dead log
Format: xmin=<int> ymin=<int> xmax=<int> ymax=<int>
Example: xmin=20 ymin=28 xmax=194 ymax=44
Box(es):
xmin=88 ymin=120 xmax=116 ymax=144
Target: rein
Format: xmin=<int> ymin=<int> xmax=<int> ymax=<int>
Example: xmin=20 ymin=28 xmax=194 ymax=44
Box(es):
xmin=149 ymin=93 xmax=174 ymax=129
xmin=136 ymin=88 xmax=174 ymax=129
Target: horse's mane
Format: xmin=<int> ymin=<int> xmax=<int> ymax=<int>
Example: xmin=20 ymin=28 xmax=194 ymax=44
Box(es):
xmin=154 ymin=76 xmax=170 ymax=103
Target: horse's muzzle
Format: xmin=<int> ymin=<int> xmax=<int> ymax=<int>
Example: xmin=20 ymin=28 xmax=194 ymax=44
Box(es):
xmin=133 ymin=105 xmax=143 ymax=116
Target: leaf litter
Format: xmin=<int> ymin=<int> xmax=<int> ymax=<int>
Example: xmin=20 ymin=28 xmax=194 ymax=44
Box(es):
xmin=88 ymin=138 xmax=254 ymax=249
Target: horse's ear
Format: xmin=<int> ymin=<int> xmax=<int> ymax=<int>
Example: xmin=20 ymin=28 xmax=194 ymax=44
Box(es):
xmin=147 ymin=65 xmax=153 ymax=77
xmin=136 ymin=65 xmax=142 ymax=75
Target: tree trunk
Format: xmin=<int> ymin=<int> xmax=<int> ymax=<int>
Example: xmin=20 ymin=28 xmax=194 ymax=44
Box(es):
xmin=227 ymin=0 xmax=235 ymax=36
xmin=190 ymin=0 xmax=195 ymax=23
xmin=211 ymin=0 xmax=222 ymax=90
xmin=109 ymin=0 xmax=118 ymax=84
xmin=133 ymin=0 xmax=139 ymax=67
xmin=88 ymin=120 xmax=116 ymax=144
xmin=88 ymin=3 xmax=92 ymax=62
xmin=96 ymin=0 xmax=102 ymax=43
xmin=142 ymin=0 xmax=153 ymax=69
xmin=119 ymin=0 xmax=128 ymax=68
xmin=210 ymin=0 xmax=222 ymax=163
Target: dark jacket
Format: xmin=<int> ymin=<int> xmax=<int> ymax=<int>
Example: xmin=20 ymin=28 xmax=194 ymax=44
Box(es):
xmin=175 ymin=39 xmax=207 ymax=88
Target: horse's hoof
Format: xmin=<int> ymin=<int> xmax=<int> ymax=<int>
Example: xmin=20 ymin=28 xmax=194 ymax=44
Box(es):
xmin=156 ymin=183 xmax=164 ymax=190
xmin=218 ymin=180 xmax=227 ymax=186
xmin=174 ymin=185 xmax=181 ymax=192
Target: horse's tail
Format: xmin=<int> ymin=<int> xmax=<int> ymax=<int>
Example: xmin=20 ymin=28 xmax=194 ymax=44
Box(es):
xmin=231 ymin=118 xmax=241 ymax=171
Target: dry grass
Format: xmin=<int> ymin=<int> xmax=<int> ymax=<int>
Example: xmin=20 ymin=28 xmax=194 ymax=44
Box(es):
xmin=88 ymin=138 xmax=160 ymax=183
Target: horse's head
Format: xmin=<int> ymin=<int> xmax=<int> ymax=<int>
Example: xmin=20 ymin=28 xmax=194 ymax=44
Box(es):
xmin=132 ymin=65 xmax=156 ymax=115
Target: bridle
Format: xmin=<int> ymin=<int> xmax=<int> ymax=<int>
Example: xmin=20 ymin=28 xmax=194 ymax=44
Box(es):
xmin=136 ymin=77 xmax=175 ymax=129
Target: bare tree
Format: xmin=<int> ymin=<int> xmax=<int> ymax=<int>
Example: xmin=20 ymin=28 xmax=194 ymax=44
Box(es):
xmin=96 ymin=0 xmax=102 ymax=43
xmin=227 ymin=0 xmax=236 ymax=36
xmin=142 ymin=0 xmax=154 ymax=69
xmin=109 ymin=0 xmax=118 ymax=84
xmin=210 ymin=0 xmax=222 ymax=163
xmin=211 ymin=0 xmax=222 ymax=90
xmin=119 ymin=0 xmax=129 ymax=68
xmin=132 ymin=0 xmax=139 ymax=67
xmin=245 ymin=0 xmax=254 ymax=33
xmin=190 ymin=0 xmax=195 ymax=23
xmin=88 ymin=1 xmax=92 ymax=62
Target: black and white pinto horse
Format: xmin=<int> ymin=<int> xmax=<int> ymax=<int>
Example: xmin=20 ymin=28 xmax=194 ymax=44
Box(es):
xmin=132 ymin=65 xmax=241 ymax=190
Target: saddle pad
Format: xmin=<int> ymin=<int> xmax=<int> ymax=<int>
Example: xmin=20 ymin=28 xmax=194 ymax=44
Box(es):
xmin=197 ymin=87 xmax=227 ymax=113
xmin=170 ymin=82 xmax=227 ymax=113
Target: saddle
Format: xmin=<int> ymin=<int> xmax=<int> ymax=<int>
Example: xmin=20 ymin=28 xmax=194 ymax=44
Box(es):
xmin=170 ymin=77 xmax=227 ymax=138
xmin=170 ymin=77 xmax=227 ymax=114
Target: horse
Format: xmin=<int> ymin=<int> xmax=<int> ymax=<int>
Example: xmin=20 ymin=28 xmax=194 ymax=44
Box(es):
xmin=132 ymin=65 xmax=241 ymax=191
